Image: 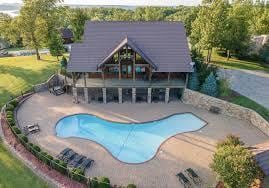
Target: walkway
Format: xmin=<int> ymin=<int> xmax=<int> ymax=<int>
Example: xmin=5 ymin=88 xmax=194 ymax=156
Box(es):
xmin=218 ymin=69 xmax=269 ymax=109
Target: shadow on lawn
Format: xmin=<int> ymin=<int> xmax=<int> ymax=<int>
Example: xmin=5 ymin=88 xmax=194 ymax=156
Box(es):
xmin=212 ymin=60 xmax=269 ymax=72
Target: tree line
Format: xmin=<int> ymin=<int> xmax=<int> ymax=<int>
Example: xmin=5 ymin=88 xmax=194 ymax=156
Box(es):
xmin=0 ymin=0 xmax=268 ymax=61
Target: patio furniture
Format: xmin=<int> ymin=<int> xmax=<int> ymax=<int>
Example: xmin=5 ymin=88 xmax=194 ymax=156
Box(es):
xmin=62 ymin=150 xmax=77 ymax=163
xmin=49 ymin=86 xmax=65 ymax=96
xmin=68 ymin=154 xmax=86 ymax=167
xmin=176 ymin=172 xmax=192 ymax=188
xmin=185 ymin=168 xmax=202 ymax=185
xmin=57 ymin=148 xmax=71 ymax=160
xmin=209 ymin=106 xmax=221 ymax=114
xmin=23 ymin=124 xmax=40 ymax=135
xmin=77 ymin=158 xmax=94 ymax=171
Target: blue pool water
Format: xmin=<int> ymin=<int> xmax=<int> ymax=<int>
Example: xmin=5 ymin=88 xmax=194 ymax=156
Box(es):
xmin=55 ymin=113 xmax=206 ymax=163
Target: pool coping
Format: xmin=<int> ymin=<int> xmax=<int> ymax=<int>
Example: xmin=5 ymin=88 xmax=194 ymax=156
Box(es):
xmin=53 ymin=112 xmax=208 ymax=165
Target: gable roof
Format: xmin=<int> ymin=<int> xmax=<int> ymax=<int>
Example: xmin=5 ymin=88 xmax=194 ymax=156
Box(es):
xmin=98 ymin=36 xmax=157 ymax=70
xmin=67 ymin=21 xmax=193 ymax=72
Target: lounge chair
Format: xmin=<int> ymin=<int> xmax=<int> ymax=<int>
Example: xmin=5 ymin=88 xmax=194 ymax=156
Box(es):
xmin=57 ymin=148 xmax=71 ymax=160
xmin=68 ymin=154 xmax=86 ymax=167
xmin=77 ymin=158 xmax=94 ymax=171
xmin=62 ymin=150 xmax=77 ymax=163
xmin=23 ymin=124 xmax=40 ymax=135
xmin=176 ymin=172 xmax=192 ymax=188
xmin=185 ymin=168 xmax=202 ymax=185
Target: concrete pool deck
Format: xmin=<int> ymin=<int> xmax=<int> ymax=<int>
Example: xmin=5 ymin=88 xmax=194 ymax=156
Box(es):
xmin=17 ymin=92 xmax=269 ymax=188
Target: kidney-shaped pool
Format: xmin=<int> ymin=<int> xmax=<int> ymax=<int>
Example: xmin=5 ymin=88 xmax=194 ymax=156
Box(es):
xmin=55 ymin=113 xmax=207 ymax=163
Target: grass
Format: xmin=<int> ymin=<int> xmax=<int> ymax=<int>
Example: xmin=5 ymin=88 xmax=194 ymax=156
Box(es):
xmin=0 ymin=142 xmax=48 ymax=188
xmin=210 ymin=52 xmax=269 ymax=73
xmin=0 ymin=55 xmax=59 ymax=107
xmin=0 ymin=54 xmax=59 ymax=187
xmin=220 ymin=90 xmax=269 ymax=122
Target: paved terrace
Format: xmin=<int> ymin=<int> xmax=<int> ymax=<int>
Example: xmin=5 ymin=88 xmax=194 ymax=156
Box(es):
xmin=17 ymin=92 xmax=268 ymax=188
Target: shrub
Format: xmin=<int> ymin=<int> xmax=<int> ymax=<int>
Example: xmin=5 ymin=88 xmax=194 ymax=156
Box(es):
xmin=6 ymin=104 xmax=14 ymax=111
xmin=9 ymin=100 xmax=18 ymax=107
xmin=30 ymin=144 xmax=41 ymax=156
xmin=18 ymin=134 xmax=28 ymax=143
xmin=200 ymin=73 xmax=218 ymax=97
xmin=12 ymin=127 xmax=21 ymax=134
xmin=211 ymin=136 xmax=263 ymax=188
xmin=52 ymin=159 xmax=67 ymax=174
xmin=218 ymin=79 xmax=231 ymax=97
xmin=187 ymin=70 xmax=200 ymax=91
xmin=127 ymin=184 xmax=137 ymax=188
xmin=217 ymin=134 xmax=244 ymax=149
xmin=6 ymin=114 xmax=13 ymax=119
xmin=6 ymin=111 xmax=13 ymax=116
xmin=98 ymin=177 xmax=110 ymax=188
xmin=7 ymin=117 xmax=15 ymax=126
xmin=71 ymin=168 xmax=85 ymax=182
xmin=89 ymin=177 xmax=99 ymax=188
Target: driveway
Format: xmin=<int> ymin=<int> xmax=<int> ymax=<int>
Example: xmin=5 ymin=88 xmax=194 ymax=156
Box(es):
xmin=218 ymin=69 xmax=269 ymax=109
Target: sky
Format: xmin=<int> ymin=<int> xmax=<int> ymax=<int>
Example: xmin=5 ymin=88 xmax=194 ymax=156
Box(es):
xmin=0 ymin=0 xmax=201 ymax=6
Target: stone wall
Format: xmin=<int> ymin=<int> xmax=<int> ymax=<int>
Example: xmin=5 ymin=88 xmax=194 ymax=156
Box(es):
xmin=33 ymin=74 xmax=65 ymax=93
xmin=182 ymin=89 xmax=269 ymax=136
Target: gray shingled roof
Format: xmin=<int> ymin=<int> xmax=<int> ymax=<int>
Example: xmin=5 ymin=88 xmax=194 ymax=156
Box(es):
xmin=67 ymin=21 xmax=193 ymax=73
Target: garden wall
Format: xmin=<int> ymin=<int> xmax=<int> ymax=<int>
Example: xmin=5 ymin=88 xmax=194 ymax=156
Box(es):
xmin=182 ymin=89 xmax=269 ymax=136
xmin=33 ymin=74 xmax=64 ymax=92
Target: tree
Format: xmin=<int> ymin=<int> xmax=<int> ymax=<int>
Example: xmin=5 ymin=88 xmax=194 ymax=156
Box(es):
xmin=190 ymin=0 xmax=229 ymax=62
xmin=17 ymin=0 xmax=61 ymax=60
xmin=69 ymin=8 xmax=88 ymax=41
xmin=221 ymin=0 xmax=252 ymax=60
xmin=187 ymin=70 xmax=200 ymax=91
xmin=250 ymin=1 xmax=269 ymax=35
xmin=48 ymin=32 xmax=64 ymax=60
xmin=211 ymin=135 xmax=263 ymax=188
xmin=200 ymin=73 xmax=218 ymax=97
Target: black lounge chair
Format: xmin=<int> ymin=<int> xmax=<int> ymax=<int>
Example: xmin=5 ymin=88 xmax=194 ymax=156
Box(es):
xmin=176 ymin=172 xmax=192 ymax=188
xmin=57 ymin=148 xmax=71 ymax=160
xmin=185 ymin=168 xmax=202 ymax=185
xmin=77 ymin=158 xmax=94 ymax=171
xmin=68 ymin=154 xmax=86 ymax=167
xmin=62 ymin=150 xmax=77 ymax=163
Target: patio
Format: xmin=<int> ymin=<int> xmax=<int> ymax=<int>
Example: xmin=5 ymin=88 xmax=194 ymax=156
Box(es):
xmin=17 ymin=92 xmax=268 ymax=188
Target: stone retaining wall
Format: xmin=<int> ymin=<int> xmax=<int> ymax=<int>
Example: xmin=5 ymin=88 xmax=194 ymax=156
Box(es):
xmin=182 ymin=89 xmax=269 ymax=136
xmin=33 ymin=74 xmax=65 ymax=92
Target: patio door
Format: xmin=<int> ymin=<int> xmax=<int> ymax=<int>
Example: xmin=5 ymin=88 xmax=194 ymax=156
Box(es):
xmin=121 ymin=62 xmax=133 ymax=79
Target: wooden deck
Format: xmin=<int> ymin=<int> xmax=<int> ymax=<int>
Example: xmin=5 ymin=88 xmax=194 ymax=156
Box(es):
xmin=67 ymin=78 xmax=186 ymax=88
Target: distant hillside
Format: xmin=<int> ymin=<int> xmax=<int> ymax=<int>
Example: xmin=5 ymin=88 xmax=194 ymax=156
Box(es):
xmin=0 ymin=3 xmax=21 ymax=11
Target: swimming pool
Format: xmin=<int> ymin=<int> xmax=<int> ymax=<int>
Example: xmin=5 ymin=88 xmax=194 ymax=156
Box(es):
xmin=55 ymin=113 xmax=206 ymax=163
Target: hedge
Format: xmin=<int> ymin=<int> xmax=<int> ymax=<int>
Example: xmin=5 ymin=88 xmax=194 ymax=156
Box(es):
xmin=98 ymin=177 xmax=110 ymax=188
xmin=127 ymin=184 xmax=137 ymax=188
xmin=71 ymin=168 xmax=86 ymax=182
xmin=6 ymin=104 xmax=15 ymax=111
xmin=9 ymin=100 xmax=18 ymax=107
xmin=13 ymin=127 xmax=21 ymax=134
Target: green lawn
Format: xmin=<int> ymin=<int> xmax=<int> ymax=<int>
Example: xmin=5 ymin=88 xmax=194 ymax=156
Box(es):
xmin=0 ymin=55 xmax=59 ymax=107
xmin=210 ymin=52 xmax=269 ymax=73
xmin=0 ymin=54 xmax=59 ymax=187
xmin=0 ymin=142 xmax=48 ymax=188
xmin=220 ymin=91 xmax=269 ymax=122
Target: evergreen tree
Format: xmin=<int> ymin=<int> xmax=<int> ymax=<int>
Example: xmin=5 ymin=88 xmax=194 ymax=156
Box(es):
xmin=48 ymin=32 xmax=64 ymax=60
xmin=200 ymin=73 xmax=218 ymax=97
xmin=60 ymin=56 xmax=67 ymax=68
xmin=187 ymin=70 xmax=200 ymax=91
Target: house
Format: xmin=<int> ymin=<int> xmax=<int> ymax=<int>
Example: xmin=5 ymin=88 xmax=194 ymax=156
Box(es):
xmin=67 ymin=21 xmax=193 ymax=103
xmin=250 ymin=35 xmax=269 ymax=55
xmin=60 ymin=28 xmax=74 ymax=44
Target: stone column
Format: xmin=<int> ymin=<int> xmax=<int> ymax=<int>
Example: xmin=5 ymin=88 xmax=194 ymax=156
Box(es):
xmin=84 ymin=88 xmax=89 ymax=103
xmin=165 ymin=88 xmax=170 ymax=103
xmin=132 ymin=88 xmax=136 ymax=103
xmin=118 ymin=88 xmax=122 ymax=104
xmin=147 ymin=88 xmax=152 ymax=103
xmin=72 ymin=87 xmax=78 ymax=103
xmin=102 ymin=88 xmax=107 ymax=104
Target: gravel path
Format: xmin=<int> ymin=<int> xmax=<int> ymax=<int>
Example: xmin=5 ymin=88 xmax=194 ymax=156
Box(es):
xmin=218 ymin=69 xmax=269 ymax=109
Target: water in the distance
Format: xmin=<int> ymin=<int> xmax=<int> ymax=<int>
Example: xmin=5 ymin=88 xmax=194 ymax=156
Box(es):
xmin=56 ymin=113 xmax=206 ymax=163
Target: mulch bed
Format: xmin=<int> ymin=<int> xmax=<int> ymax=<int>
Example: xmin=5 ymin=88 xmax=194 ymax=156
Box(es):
xmin=0 ymin=113 xmax=86 ymax=188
